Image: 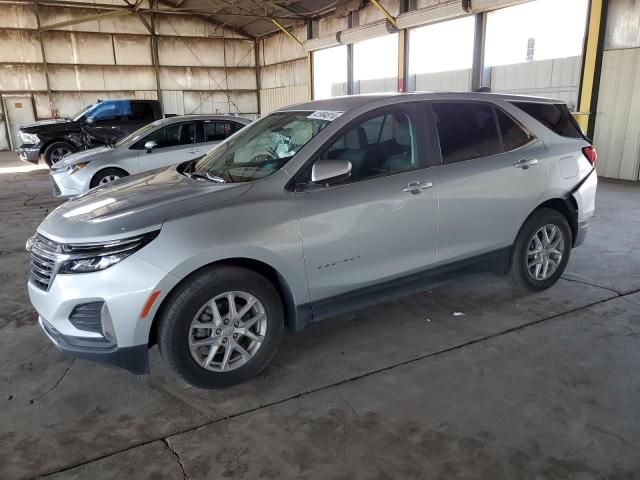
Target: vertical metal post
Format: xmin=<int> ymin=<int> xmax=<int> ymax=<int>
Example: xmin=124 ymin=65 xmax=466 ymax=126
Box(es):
xmin=150 ymin=0 xmax=161 ymax=101
xmin=34 ymin=0 xmax=54 ymax=118
xmin=346 ymin=12 xmax=354 ymax=95
xmin=576 ymin=0 xmax=606 ymax=137
xmin=471 ymin=12 xmax=487 ymax=92
xmin=398 ymin=29 xmax=407 ymax=92
xmin=254 ymin=38 xmax=262 ymax=115
xmin=307 ymin=20 xmax=313 ymax=100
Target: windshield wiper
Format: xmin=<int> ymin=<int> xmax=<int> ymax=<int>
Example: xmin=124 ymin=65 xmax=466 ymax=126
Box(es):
xmin=187 ymin=171 xmax=226 ymax=183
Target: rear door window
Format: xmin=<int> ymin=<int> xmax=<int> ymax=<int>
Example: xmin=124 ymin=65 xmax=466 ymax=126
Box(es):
xmin=510 ymin=102 xmax=584 ymax=138
xmin=201 ymin=120 xmax=242 ymax=142
xmin=128 ymin=102 xmax=155 ymax=121
xmin=496 ymin=108 xmax=535 ymax=152
xmin=432 ymin=102 xmax=501 ymax=164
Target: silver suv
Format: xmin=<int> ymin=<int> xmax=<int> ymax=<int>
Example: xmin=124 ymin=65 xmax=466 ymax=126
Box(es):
xmin=27 ymin=93 xmax=598 ymax=389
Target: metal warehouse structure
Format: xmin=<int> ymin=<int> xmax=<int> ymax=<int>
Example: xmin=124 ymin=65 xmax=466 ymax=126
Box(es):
xmin=0 ymin=0 xmax=639 ymax=181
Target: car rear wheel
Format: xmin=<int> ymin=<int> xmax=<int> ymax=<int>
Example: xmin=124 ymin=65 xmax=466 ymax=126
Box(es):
xmin=158 ymin=266 xmax=284 ymax=389
xmin=44 ymin=141 xmax=76 ymax=166
xmin=508 ymin=208 xmax=572 ymax=291
xmin=90 ymin=168 xmax=128 ymax=188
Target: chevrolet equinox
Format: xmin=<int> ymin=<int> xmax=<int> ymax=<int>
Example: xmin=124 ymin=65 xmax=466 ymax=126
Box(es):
xmin=27 ymin=93 xmax=598 ymax=389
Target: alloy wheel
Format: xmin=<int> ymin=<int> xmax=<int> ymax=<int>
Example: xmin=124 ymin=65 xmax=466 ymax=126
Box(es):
xmin=50 ymin=147 xmax=72 ymax=163
xmin=526 ymin=224 xmax=565 ymax=281
xmin=99 ymin=175 xmax=121 ymax=184
xmin=188 ymin=291 xmax=267 ymax=372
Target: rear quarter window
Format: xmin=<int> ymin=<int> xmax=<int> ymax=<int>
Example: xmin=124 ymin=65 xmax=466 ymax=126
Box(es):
xmin=511 ymin=102 xmax=584 ymax=139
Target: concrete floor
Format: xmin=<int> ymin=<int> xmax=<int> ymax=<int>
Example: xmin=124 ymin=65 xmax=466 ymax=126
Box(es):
xmin=0 ymin=151 xmax=639 ymax=480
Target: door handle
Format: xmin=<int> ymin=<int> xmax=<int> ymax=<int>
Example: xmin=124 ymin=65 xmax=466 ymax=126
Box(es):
xmin=403 ymin=181 xmax=433 ymax=193
xmin=186 ymin=149 xmax=200 ymax=154
xmin=515 ymin=158 xmax=538 ymax=169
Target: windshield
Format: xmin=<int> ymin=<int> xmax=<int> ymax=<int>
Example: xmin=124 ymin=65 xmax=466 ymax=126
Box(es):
xmin=114 ymin=120 xmax=164 ymax=148
xmin=70 ymin=103 xmax=98 ymax=121
xmin=192 ymin=111 xmax=333 ymax=183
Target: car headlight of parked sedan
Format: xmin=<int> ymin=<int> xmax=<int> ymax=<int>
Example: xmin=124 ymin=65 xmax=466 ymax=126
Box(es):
xmin=19 ymin=132 xmax=39 ymax=145
xmin=68 ymin=162 xmax=89 ymax=175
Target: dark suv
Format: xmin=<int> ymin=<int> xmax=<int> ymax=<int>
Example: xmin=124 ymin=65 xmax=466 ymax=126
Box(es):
xmin=17 ymin=99 xmax=164 ymax=165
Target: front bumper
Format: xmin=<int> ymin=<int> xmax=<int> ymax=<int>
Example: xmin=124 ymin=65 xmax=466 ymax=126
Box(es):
xmin=49 ymin=169 xmax=85 ymax=199
xmin=39 ymin=317 xmax=149 ymax=374
xmin=28 ymin=253 xmax=179 ymax=374
xmin=17 ymin=145 xmax=41 ymax=163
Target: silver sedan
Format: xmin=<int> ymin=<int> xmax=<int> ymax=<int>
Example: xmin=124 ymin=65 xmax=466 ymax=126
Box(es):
xmin=49 ymin=114 xmax=251 ymax=198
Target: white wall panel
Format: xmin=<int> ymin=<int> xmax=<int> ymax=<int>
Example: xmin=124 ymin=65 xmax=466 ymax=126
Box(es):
xmin=158 ymin=37 xmax=223 ymax=67
xmin=0 ymin=5 xmax=38 ymax=29
xmin=0 ymin=65 xmax=47 ymax=91
xmin=159 ymin=67 xmax=256 ymax=91
xmin=0 ymin=31 xmax=42 ymax=63
xmin=113 ymin=35 xmax=152 ymax=65
xmin=38 ymin=6 xmax=149 ymax=34
xmin=43 ymin=31 xmax=115 ymax=65
xmin=259 ymin=59 xmax=307 ymax=89
xmin=182 ymin=91 xmax=257 ymax=115
xmin=358 ymin=0 xmax=400 ymax=25
xmin=156 ymin=15 xmax=243 ymax=39
xmin=260 ymin=26 xmax=306 ymax=66
xmin=593 ymin=48 xmax=640 ymax=181
xmin=224 ymin=41 xmax=256 ymax=68
xmin=317 ymin=14 xmax=349 ymax=37
xmin=260 ymin=85 xmax=308 ymax=115
xmin=49 ymin=65 xmax=156 ymax=91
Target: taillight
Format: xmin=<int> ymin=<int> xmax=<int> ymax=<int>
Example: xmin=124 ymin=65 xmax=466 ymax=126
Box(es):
xmin=582 ymin=145 xmax=597 ymax=166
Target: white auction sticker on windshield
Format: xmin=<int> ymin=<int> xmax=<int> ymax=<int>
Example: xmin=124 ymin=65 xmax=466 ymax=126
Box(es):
xmin=307 ymin=110 xmax=344 ymax=121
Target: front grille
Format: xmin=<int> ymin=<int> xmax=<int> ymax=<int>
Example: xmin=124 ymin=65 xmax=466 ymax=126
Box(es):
xmin=29 ymin=235 xmax=62 ymax=291
xmin=69 ymin=302 xmax=104 ymax=334
xmin=50 ymin=177 xmax=61 ymax=196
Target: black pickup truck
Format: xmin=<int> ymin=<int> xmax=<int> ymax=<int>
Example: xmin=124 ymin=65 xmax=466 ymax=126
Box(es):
xmin=17 ymin=99 xmax=164 ymax=165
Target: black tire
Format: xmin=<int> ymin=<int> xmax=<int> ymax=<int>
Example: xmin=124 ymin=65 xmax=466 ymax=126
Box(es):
xmin=90 ymin=168 xmax=128 ymax=188
xmin=508 ymin=208 xmax=572 ymax=291
xmin=157 ymin=266 xmax=284 ymax=389
xmin=43 ymin=141 xmax=76 ymax=166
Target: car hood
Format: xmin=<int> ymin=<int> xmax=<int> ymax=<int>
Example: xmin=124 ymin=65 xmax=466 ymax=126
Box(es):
xmin=20 ymin=119 xmax=80 ymax=134
xmin=50 ymin=146 xmax=113 ymax=170
xmin=38 ymin=167 xmax=252 ymax=243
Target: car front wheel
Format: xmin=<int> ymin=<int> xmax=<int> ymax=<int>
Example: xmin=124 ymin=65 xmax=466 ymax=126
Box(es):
xmin=90 ymin=168 xmax=128 ymax=188
xmin=158 ymin=266 xmax=284 ymax=389
xmin=508 ymin=208 xmax=572 ymax=291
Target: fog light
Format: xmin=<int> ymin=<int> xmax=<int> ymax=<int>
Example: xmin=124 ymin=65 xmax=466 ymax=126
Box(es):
xmin=100 ymin=303 xmax=117 ymax=344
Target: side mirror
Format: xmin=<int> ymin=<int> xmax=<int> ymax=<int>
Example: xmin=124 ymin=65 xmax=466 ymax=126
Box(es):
xmin=84 ymin=116 xmax=94 ymax=125
xmin=311 ymin=159 xmax=352 ymax=185
xmin=144 ymin=140 xmax=157 ymax=153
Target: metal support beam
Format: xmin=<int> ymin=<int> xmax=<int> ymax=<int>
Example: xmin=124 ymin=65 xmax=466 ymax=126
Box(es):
xmin=397 ymin=29 xmax=407 ymax=92
xmin=576 ymin=0 xmax=607 ymax=137
xmin=150 ymin=0 xmax=162 ymax=101
xmin=40 ymin=9 xmax=131 ymax=31
xmin=369 ymin=0 xmax=398 ymax=29
xmin=254 ymin=38 xmax=262 ymax=115
xmin=270 ymin=18 xmax=303 ymax=46
xmin=307 ymin=20 xmax=313 ymax=100
xmin=471 ymin=12 xmax=487 ymax=92
xmin=34 ymin=0 xmax=54 ymax=118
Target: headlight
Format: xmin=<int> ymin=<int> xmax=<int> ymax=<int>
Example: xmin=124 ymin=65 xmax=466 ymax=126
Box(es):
xmin=19 ymin=132 xmax=39 ymax=144
xmin=58 ymin=231 xmax=159 ymax=274
xmin=68 ymin=162 xmax=89 ymax=175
